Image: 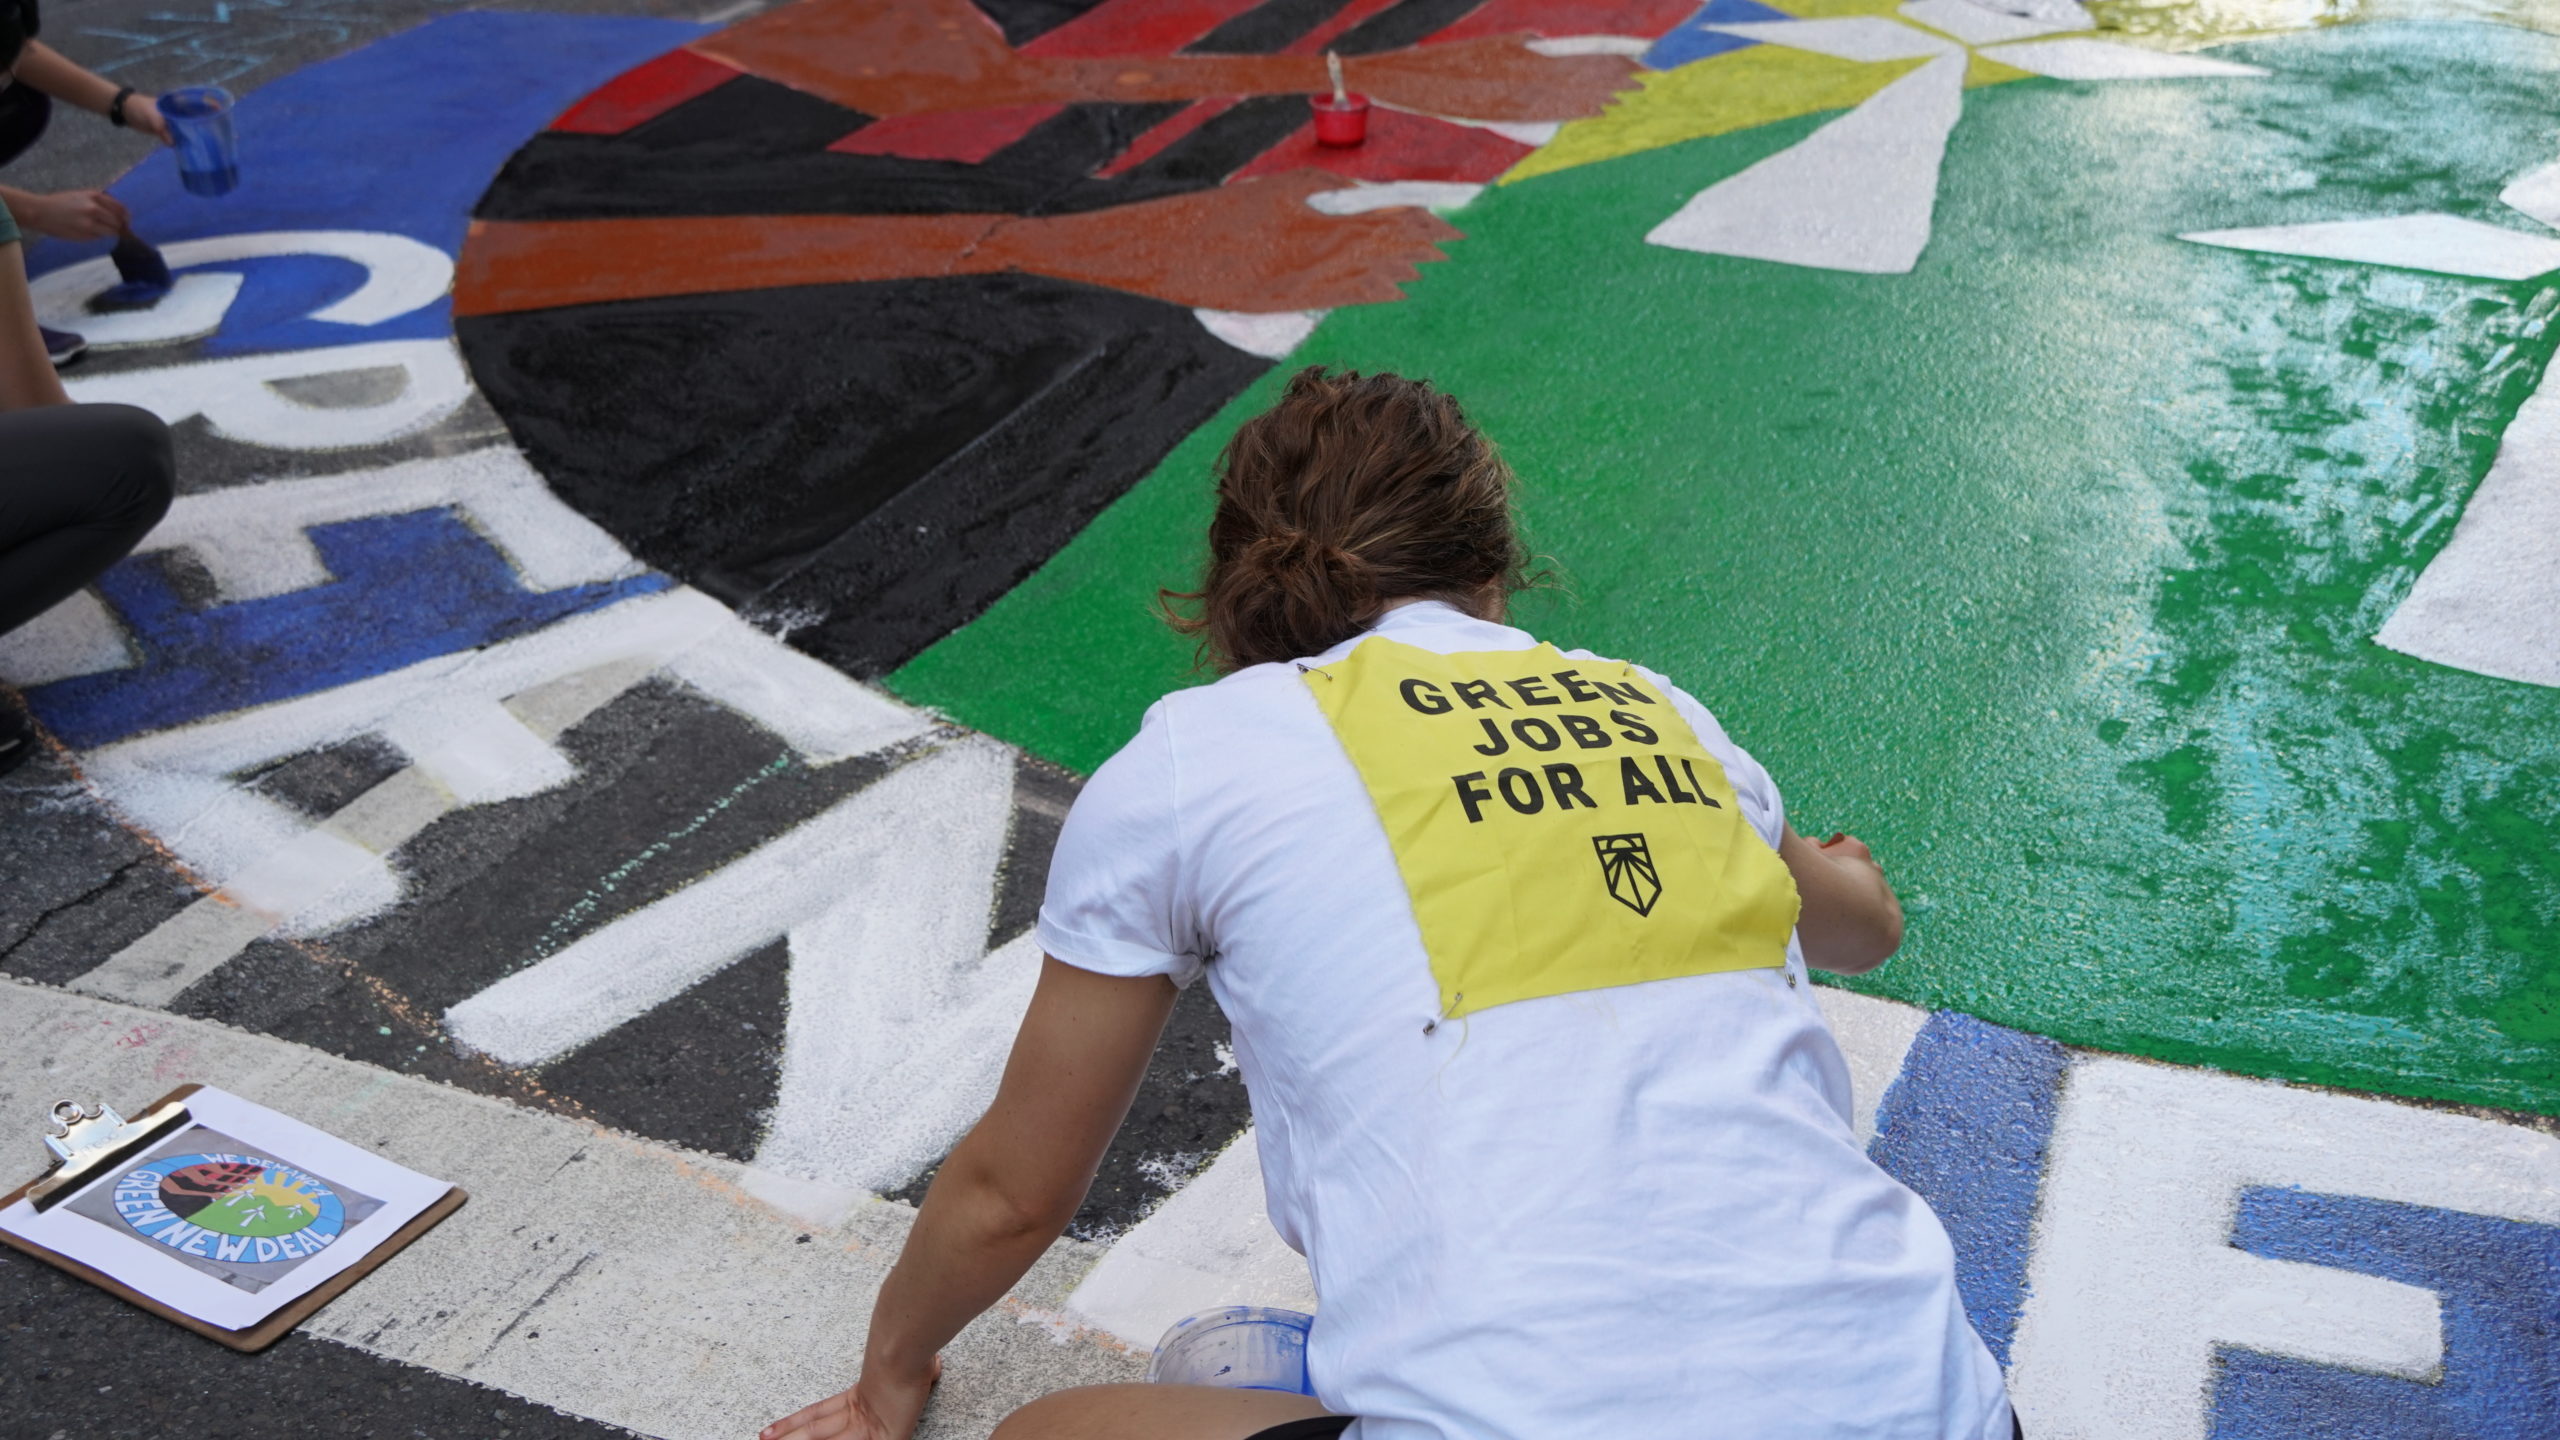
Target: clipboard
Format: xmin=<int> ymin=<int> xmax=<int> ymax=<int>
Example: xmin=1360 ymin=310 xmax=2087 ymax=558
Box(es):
xmin=0 ymin=1084 xmax=467 ymax=1352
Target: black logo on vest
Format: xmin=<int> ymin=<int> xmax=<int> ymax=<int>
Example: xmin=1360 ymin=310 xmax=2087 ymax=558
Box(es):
xmin=1593 ymin=833 xmax=1661 ymax=917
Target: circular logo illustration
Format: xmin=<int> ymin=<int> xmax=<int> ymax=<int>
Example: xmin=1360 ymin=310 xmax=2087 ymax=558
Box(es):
xmin=126 ymin=1151 xmax=347 ymax=1247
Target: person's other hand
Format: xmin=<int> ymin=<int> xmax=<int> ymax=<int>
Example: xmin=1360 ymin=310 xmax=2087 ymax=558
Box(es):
xmin=16 ymin=189 xmax=132 ymax=241
xmin=124 ymin=95 xmax=173 ymax=146
xmin=761 ymin=1355 xmax=942 ymax=1440
xmin=1816 ymin=832 xmax=1879 ymax=871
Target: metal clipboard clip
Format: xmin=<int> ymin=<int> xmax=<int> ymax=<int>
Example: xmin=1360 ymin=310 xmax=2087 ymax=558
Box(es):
xmin=28 ymin=1097 xmax=192 ymax=1211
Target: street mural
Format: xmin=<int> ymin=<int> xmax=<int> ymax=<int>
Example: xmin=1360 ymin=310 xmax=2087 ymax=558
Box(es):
xmin=3 ymin=0 xmax=2558 ymax=1436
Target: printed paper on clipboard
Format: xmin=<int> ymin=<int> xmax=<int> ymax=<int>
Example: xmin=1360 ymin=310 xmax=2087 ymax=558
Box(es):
xmin=1 ymin=1087 xmax=454 ymax=1333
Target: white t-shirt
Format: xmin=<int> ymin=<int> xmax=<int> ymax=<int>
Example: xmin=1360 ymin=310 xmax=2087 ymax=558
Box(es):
xmin=1039 ymin=601 xmax=2013 ymax=1440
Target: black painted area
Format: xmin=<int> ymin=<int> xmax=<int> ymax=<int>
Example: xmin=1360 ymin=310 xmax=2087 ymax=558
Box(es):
xmin=1335 ymin=0 xmax=1494 ymax=53
xmin=460 ymin=276 xmax=1265 ymax=677
xmin=892 ymin=978 xmax=1252 ymax=1242
xmin=1187 ymin=0 xmax=1356 ymax=53
xmin=479 ymin=98 xmax=1184 ymax=221
xmin=1066 ymin=92 xmax=1310 ymax=202
xmin=240 ymin=735 xmax=410 ymax=819
xmin=969 ymin=0 xmax=1113 ymax=47
xmin=989 ymin=754 xmax=1077 ymax=949
xmin=1 ymin=1248 xmax=636 ymax=1440
xmin=536 ymin=940 xmax=790 ymax=1161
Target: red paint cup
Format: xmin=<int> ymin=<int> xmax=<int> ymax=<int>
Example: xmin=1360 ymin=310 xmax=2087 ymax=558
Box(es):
xmin=1311 ymin=93 xmax=1370 ymax=147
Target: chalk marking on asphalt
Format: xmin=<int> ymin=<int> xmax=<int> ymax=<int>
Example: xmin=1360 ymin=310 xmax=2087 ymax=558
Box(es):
xmin=447 ymin=738 xmax=1042 ymax=1195
xmin=0 ymin=982 xmax=1140 ymax=1440
xmin=2376 ymin=337 xmax=2560 ymax=688
xmin=66 ymin=587 xmax=932 ymax=1002
xmin=2006 ymin=1055 xmax=2560 ymax=1439
xmin=30 ymin=230 xmax=454 ymax=344
xmin=1648 ymin=51 xmax=1965 ymax=274
xmin=66 ymin=339 xmax=474 ymax=451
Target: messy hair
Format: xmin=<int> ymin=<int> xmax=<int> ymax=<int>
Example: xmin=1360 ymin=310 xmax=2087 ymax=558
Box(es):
xmin=1161 ymin=367 xmax=1532 ymax=672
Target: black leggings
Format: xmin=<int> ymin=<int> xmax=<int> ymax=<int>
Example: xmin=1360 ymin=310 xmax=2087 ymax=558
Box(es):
xmin=0 ymin=403 xmax=174 ymax=637
xmin=0 ymin=86 xmax=51 ymax=169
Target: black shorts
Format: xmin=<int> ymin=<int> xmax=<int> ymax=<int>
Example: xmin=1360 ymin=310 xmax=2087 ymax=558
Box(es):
xmin=1243 ymin=1411 xmax=2024 ymax=1439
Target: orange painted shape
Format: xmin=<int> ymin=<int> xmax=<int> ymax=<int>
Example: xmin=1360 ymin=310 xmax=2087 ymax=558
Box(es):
xmin=1432 ymin=0 xmax=1700 ymax=43
xmin=1096 ymin=96 xmax=1241 ymax=177
xmin=1234 ymin=108 xmax=1530 ymax=183
xmin=1022 ymin=0 xmax=1268 ymax=57
xmin=549 ymin=48 xmax=742 ymax=134
xmin=829 ymin=103 xmax=1068 ymax=161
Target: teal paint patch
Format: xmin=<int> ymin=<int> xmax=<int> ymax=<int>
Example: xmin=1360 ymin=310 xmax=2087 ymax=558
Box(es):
xmin=895 ymin=22 xmax=2560 ymax=1114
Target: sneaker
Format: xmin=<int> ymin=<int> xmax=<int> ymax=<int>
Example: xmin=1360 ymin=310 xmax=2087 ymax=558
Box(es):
xmin=41 ymin=325 xmax=87 ymax=368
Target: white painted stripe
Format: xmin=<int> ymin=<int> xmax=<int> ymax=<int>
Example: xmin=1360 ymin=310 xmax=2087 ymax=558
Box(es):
xmin=2181 ymin=215 xmax=2560 ymax=282
xmin=1194 ymin=310 xmax=1327 ymax=359
xmin=1527 ymin=34 xmax=1652 ymax=56
xmin=76 ymin=588 xmax=929 ymax=936
xmin=1307 ymin=182 xmax=1484 ymax=215
xmin=2501 ymin=158 xmax=2560 ymax=228
xmin=2376 ymin=345 xmax=2560 ymax=688
xmin=0 ymin=983 xmax=1139 ymax=1440
xmin=1066 ymin=1130 xmax=1320 ymax=1350
xmin=1980 ymin=38 xmax=2267 ymax=80
xmin=2007 ymin=1056 xmax=2560 ymax=1440
xmin=66 ymin=340 xmax=474 ymax=452
xmin=756 ymin=740 xmax=1042 ymax=1192
xmin=0 ymin=589 xmax=134 ymax=686
xmin=1648 ymin=51 xmax=1965 ymax=275
xmin=1809 ymin=985 xmax=1930 ymax=1144
xmin=1707 ymin=16 xmax=1959 ymax=61
xmin=1898 ymin=0 xmax=2079 ymax=46
xmin=30 ymin=271 xmax=242 ymax=350
xmin=137 ymin=448 xmax=643 ymax=605
xmin=445 ymin=735 xmax=1023 ymax=1181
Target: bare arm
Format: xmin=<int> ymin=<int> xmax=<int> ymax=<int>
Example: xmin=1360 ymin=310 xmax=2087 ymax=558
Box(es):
xmin=765 ymin=957 xmax=1179 ymax=1440
xmin=0 ymin=241 xmax=70 ymax=409
xmin=1777 ymin=826 xmax=1904 ymax=975
xmin=13 ymin=41 xmax=169 ymax=141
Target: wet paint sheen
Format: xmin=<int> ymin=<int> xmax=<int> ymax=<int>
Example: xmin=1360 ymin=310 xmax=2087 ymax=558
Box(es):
xmin=893 ymin=24 xmax=2560 ymax=1114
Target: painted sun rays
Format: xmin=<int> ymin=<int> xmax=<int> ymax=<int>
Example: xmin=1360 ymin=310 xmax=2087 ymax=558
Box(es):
xmin=2184 ymin=158 xmax=2560 ymax=690
xmin=1643 ymin=0 xmax=2266 ymax=272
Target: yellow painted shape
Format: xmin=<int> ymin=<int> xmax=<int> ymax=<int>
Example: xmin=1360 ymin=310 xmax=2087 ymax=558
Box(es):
xmin=1964 ymin=49 xmax=2035 ymax=85
xmin=1505 ymin=44 xmax=1923 ymax=183
xmin=1307 ymin=638 xmax=1799 ymax=1019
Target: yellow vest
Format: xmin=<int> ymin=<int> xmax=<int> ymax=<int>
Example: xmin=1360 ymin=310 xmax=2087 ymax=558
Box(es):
xmin=1305 ymin=637 xmax=1801 ymax=1019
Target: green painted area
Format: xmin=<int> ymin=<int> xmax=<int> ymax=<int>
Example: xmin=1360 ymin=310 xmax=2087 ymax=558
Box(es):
xmin=893 ymin=24 xmax=2560 ymax=1114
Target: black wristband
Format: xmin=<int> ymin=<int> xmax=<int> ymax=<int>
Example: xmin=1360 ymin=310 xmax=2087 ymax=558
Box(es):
xmin=106 ymin=86 xmax=135 ymax=127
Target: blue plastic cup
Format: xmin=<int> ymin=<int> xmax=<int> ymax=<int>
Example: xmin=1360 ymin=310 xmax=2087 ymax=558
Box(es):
xmin=1147 ymin=1306 xmax=1315 ymax=1394
xmin=161 ymin=87 xmax=240 ymax=197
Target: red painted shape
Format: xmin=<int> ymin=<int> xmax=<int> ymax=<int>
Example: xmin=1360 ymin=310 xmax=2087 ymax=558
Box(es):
xmin=1234 ymin=106 xmax=1529 ymax=183
xmin=1022 ymin=0 xmax=1268 ymax=56
xmin=1288 ymin=0 xmax=1407 ymax=53
xmin=1431 ymin=0 xmax=1700 ymax=43
xmin=829 ymin=103 xmax=1069 ymax=162
xmin=549 ymin=48 xmax=742 ymax=135
xmin=1095 ymin=96 xmax=1241 ymax=177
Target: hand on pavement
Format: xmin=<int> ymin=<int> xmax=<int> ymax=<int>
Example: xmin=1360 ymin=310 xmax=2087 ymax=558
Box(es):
xmin=125 ymin=95 xmax=173 ymax=145
xmin=14 ymin=189 xmax=132 ymax=241
xmin=761 ymin=1356 xmax=941 ymax=1440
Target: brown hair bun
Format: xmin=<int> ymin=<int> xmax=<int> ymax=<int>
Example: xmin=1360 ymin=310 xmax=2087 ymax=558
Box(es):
xmin=1163 ymin=367 xmax=1530 ymax=672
